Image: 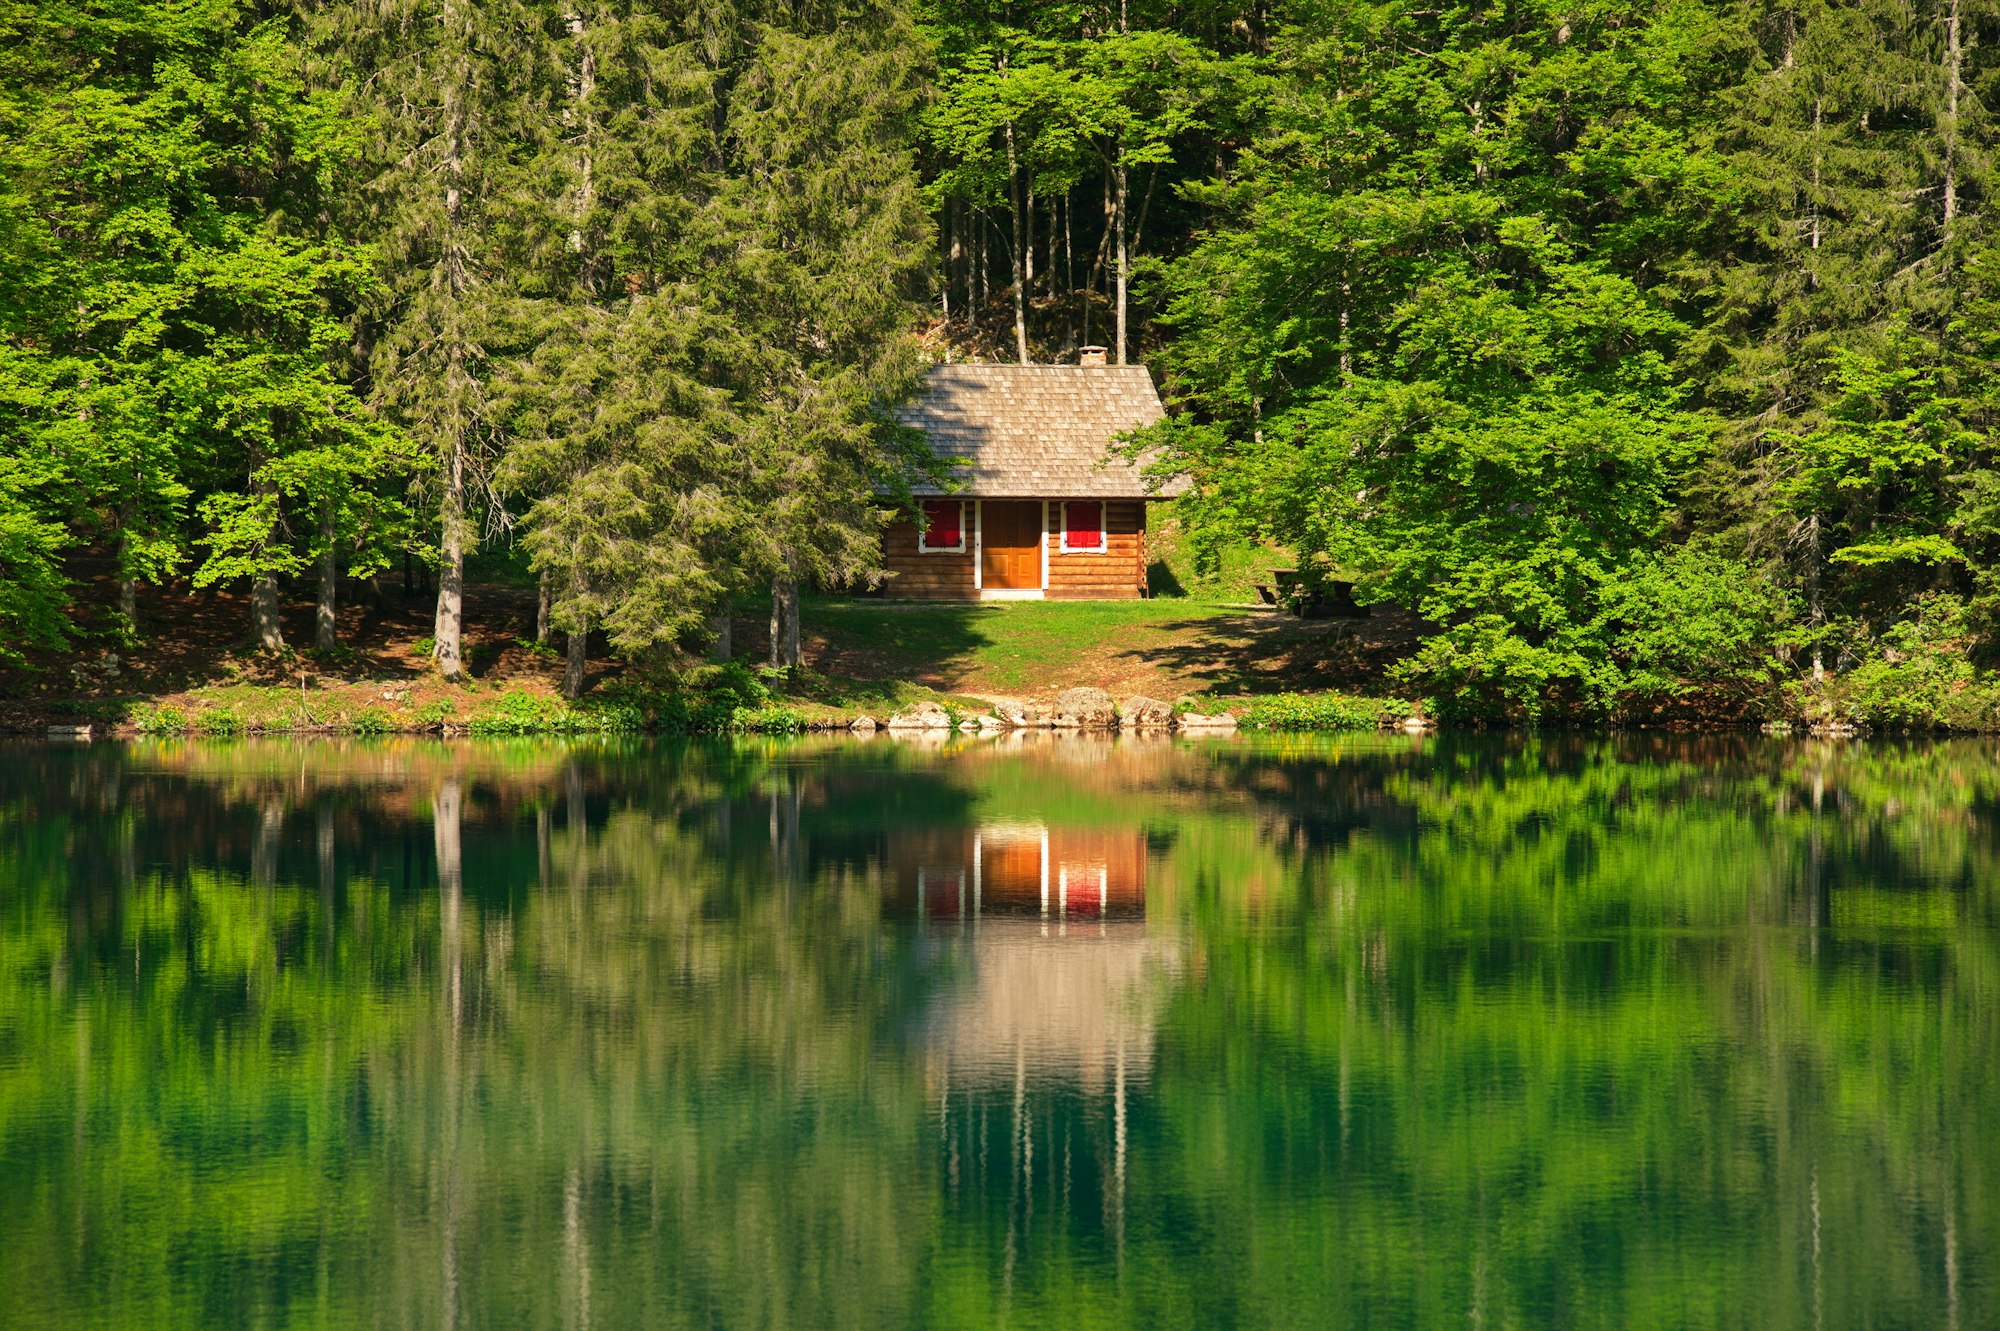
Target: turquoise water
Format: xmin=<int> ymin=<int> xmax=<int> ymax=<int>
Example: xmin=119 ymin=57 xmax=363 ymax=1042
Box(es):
xmin=0 ymin=733 xmax=1993 ymax=1328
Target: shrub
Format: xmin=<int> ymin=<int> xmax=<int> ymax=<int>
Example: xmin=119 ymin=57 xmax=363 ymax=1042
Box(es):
xmin=1237 ymin=692 xmax=1404 ymax=732
xmin=1827 ymin=595 xmax=2000 ymax=730
xmin=410 ymin=698 xmax=457 ymax=729
xmin=194 ymin=706 xmax=244 ymax=736
xmin=574 ymin=699 xmax=644 ymax=733
xmin=469 ymin=689 xmax=569 ymax=736
xmin=1600 ymin=545 xmax=1795 ymax=711
xmin=729 ymin=704 xmax=807 ymax=734
xmin=133 ymin=703 xmax=190 ymax=735
xmin=348 ymin=710 xmax=394 ymax=736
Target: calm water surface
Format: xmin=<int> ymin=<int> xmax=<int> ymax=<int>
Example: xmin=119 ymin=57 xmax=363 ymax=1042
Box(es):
xmin=1 ymin=733 xmax=1995 ymax=1329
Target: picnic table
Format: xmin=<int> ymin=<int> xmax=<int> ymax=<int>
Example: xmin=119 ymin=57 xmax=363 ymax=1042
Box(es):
xmin=1253 ymin=569 xmax=1368 ymax=619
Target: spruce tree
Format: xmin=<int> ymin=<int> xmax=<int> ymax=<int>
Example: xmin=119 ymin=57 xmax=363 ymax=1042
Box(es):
xmin=320 ymin=0 xmax=546 ymax=678
xmin=708 ymin=3 xmax=931 ymax=668
xmin=497 ymin=2 xmax=758 ymax=694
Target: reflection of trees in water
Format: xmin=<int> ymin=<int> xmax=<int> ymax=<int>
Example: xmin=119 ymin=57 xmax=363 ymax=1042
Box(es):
xmin=0 ymin=737 xmax=1996 ymax=1327
xmin=0 ymin=740 xmax=957 ymax=1328
xmin=1143 ymin=736 xmax=2000 ymax=1329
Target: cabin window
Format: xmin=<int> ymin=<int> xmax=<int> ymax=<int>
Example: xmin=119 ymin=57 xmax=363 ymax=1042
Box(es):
xmin=918 ymin=500 xmax=966 ymax=553
xmin=1060 ymin=501 xmax=1106 ymax=553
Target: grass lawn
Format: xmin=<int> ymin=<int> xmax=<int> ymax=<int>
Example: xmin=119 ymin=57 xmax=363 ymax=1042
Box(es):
xmin=801 ymin=595 xmax=1423 ymax=702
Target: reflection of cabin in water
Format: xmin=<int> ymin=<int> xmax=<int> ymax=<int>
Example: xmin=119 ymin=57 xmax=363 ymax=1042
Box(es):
xmin=883 ymin=821 xmax=1173 ymax=1097
xmin=884 ymin=822 xmax=1148 ymax=924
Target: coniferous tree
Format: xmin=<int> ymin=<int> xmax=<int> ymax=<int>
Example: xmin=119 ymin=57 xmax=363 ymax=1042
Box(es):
xmin=323 ymin=0 xmax=547 ymax=678
xmin=709 ymin=5 xmax=932 ymax=669
xmin=498 ymin=1 xmax=740 ymax=695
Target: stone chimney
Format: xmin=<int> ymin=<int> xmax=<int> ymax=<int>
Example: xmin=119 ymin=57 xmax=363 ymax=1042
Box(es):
xmin=1078 ymin=346 xmax=1108 ymax=367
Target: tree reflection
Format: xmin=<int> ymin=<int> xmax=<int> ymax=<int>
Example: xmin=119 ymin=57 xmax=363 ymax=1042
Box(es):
xmin=0 ymin=735 xmax=1993 ymax=1329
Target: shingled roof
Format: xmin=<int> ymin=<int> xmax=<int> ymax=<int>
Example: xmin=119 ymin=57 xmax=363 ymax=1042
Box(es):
xmin=897 ymin=364 xmax=1186 ymax=499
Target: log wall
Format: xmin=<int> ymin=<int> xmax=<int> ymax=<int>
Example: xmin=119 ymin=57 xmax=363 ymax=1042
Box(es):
xmin=1047 ymin=501 xmax=1146 ymax=600
xmin=880 ymin=501 xmax=1148 ymax=600
xmin=882 ymin=517 xmax=978 ymax=599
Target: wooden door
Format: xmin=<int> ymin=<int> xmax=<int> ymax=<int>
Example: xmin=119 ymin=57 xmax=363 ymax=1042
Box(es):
xmin=980 ymin=501 xmax=1043 ymax=590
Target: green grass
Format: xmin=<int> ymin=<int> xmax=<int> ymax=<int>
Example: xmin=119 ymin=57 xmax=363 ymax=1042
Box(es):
xmin=811 ymin=596 xmax=1241 ymax=694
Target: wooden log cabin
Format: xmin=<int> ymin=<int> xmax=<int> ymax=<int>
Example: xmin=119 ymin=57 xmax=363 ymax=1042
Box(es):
xmin=882 ymin=351 xmax=1186 ymax=600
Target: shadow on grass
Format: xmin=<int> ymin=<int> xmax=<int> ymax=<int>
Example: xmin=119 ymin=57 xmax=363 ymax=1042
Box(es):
xmin=792 ymin=599 xmax=999 ymax=690
xmin=1117 ymin=605 xmax=1430 ymax=696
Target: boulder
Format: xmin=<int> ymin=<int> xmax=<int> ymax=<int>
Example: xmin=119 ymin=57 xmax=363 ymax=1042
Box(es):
xmin=886 ymin=700 xmax=953 ymax=731
xmin=1051 ymin=687 xmax=1117 ymax=730
xmin=1178 ymin=710 xmax=1239 ymax=732
xmin=971 ymin=714 xmax=1006 ymax=730
xmin=989 ymin=697 xmax=1036 ymax=728
xmin=1118 ymin=695 xmax=1175 ymax=729
xmin=1396 ymin=715 xmax=1434 ymax=734
xmin=46 ymin=724 xmax=93 ymax=741
xmin=849 ymin=715 xmax=878 ymax=734
xmin=957 ymin=720 xmax=981 ymax=732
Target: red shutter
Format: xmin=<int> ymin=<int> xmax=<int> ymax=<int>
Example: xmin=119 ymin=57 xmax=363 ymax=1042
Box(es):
xmin=922 ymin=500 xmax=962 ymax=549
xmin=1065 ymin=502 xmax=1104 ymax=550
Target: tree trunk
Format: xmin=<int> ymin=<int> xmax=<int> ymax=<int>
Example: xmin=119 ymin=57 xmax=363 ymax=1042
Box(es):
xmin=1007 ymin=123 xmax=1029 ymax=365
xmin=563 ymin=618 xmax=587 ymax=698
xmin=942 ymin=198 xmax=954 ymax=327
xmin=708 ymin=605 xmax=733 ymax=662
xmin=316 ymin=502 xmax=338 ymax=652
xmin=252 ymin=574 xmax=284 ymax=652
xmin=433 ymin=0 xmax=472 ymax=681
xmin=433 ymin=445 xmax=467 ymax=678
xmin=1943 ymin=0 xmax=1961 ymax=236
xmin=1114 ymin=157 xmax=1129 ymax=365
xmin=249 ymin=461 xmax=284 ymax=651
xmin=769 ymin=569 xmax=801 ymax=670
xmin=1807 ymin=513 xmax=1824 ymax=685
xmin=115 ymin=524 xmax=137 ymax=635
xmin=1808 ymin=97 xmax=1822 ymax=282
xmin=1025 ymin=184 xmax=1036 ymax=291
xmin=537 ymin=570 xmax=552 ymax=644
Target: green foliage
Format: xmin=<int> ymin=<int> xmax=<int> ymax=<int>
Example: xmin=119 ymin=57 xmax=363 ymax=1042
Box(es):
xmin=468 ymin=689 xmax=571 ymax=736
xmin=729 ymin=704 xmax=809 ymax=734
xmin=131 ymin=703 xmax=189 ymax=735
xmin=347 ymin=710 xmax=393 ymax=736
xmin=465 ymin=688 xmax=644 ymax=736
xmin=1235 ymin=692 xmax=1403 ymax=732
xmin=1599 ymin=545 xmax=1797 ymax=709
xmin=192 ymin=707 xmax=244 ymax=737
xmin=409 ymin=699 xmax=456 ymax=730
xmin=0 ymin=0 xmax=410 ymax=653
xmin=1824 ymin=595 xmax=2000 ymax=730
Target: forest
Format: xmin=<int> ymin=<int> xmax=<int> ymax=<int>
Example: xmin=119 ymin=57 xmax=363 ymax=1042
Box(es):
xmin=1 ymin=0 xmax=1996 ymax=722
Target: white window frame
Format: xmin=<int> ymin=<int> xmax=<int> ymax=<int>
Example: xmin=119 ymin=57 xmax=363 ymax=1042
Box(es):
xmin=917 ymin=499 xmax=968 ymax=554
xmin=1058 ymin=500 xmax=1108 ymax=554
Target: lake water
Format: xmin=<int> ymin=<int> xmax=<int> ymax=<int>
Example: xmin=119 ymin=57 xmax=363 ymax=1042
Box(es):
xmin=1 ymin=734 xmax=1994 ymax=1329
